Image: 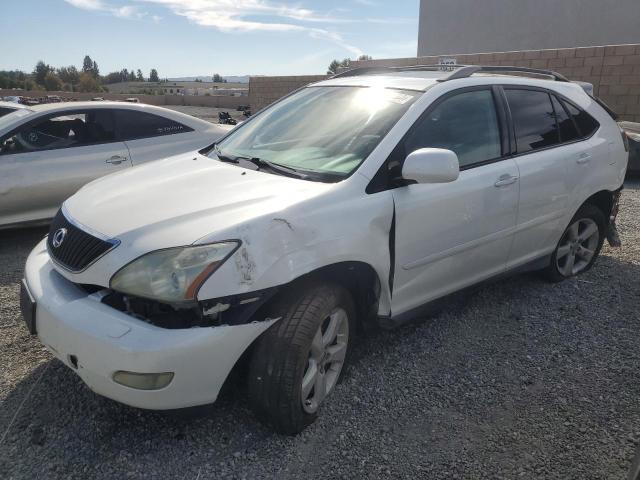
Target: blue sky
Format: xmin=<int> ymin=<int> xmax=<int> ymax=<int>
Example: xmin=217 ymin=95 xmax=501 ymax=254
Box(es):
xmin=0 ymin=0 xmax=418 ymax=77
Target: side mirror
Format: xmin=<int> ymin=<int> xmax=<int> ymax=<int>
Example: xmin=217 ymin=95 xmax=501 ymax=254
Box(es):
xmin=401 ymin=148 xmax=460 ymax=184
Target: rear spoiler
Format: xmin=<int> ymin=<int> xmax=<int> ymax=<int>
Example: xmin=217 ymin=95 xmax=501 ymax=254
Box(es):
xmin=573 ymin=80 xmax=618 ymax=120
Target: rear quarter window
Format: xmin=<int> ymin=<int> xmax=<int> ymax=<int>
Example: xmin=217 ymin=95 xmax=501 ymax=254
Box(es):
xmin=561 ymin=100 xmax=600 ymax=138
xmin=114 ymin=109 xmax=193 ymax=141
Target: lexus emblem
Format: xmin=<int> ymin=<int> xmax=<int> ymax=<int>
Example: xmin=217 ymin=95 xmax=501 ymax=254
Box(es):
xmin=52 ymin=228 xmax=67 ymax=248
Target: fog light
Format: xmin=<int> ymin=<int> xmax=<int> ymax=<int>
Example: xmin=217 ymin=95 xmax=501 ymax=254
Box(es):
xmin=112 ymin=371 xmax=174 ymax=390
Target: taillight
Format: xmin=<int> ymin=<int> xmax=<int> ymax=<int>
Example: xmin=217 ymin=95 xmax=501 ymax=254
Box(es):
xmin=621 ymin=128 xmax=630 ymax=152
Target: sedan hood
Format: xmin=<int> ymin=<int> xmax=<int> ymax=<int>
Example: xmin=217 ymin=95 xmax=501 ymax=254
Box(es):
xmin=64 ymin=152 xmax=332 ymax=247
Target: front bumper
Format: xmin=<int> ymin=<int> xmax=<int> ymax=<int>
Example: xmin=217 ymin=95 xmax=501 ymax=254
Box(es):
xmin=23 ymin=239 xmax=275 ymax=410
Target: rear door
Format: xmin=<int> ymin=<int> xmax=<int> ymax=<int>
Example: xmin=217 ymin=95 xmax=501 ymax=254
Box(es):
xmin=0 ymin=109 xmax=130 ymax=226
xmin=502 ymin=88 xmax=573 ymax=268
xmin=113 ymin=109 xmax=203 ymax=164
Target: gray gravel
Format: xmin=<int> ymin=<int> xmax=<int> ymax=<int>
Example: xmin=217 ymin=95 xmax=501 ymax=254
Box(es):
xmin=1 ymin=180 xmax=639 ymax=479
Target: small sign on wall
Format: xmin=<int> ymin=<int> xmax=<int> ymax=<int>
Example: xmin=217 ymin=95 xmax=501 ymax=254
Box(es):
xmin=438 ymin=57 xmax=457 ymax=71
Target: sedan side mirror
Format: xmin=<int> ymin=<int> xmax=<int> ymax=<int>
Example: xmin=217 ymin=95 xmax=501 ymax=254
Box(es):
xmin=401 ymin=148 xmax=460 ymax=184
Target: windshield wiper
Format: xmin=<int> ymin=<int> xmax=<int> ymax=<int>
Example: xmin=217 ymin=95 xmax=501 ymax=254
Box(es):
xmin=213 ymin=145 xmax=239 ymax=163
xmin=244 ymin=157 xmax=309 ymax=180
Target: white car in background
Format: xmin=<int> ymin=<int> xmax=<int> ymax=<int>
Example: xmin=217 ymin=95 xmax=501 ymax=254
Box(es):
xmin=0 ymin=101 xmax=232 ymax=228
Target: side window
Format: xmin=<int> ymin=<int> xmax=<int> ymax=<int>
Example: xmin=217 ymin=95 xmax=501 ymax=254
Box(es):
xmin=551 ymin=95 xmax=580 ymax=143
xmin=404 ymin=89 xmax=502 ymax=168
xmin=505 ymin=89 xmax=559 ymax=153
xmin=0 ymin=107 xmax=16 ymax=118
xmin=0 ymin=110 xmax=116 ymax=155
xmin=561 ymin=99 xmax=599 ymax=138
xmin=115 ymin=110 xmax=193 ymax=141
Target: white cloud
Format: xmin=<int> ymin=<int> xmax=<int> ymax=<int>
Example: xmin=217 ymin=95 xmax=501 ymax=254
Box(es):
xmin=64 ymin=0 xmax=146 ymax=19
xmin=137 ymin=0 xmax=364 ymax=55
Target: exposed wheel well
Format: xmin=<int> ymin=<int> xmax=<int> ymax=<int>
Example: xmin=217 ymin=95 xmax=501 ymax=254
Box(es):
xmin=286 ymin=262 xmax=382 ymax=333
xmin=583 ymin=190 xmax=614 ymax=223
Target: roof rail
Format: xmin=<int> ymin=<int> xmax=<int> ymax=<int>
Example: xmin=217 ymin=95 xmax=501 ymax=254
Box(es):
xmin=437 ymin=65 xmax=570 ymax=82
xmin=331 ymin=64 xmax=570 ymax=83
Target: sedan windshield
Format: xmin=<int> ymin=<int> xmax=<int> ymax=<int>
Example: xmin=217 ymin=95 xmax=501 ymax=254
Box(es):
xmin=211 ymin=86 xmax=419 ymax=180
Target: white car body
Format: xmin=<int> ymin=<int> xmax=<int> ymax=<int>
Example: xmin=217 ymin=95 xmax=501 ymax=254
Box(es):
xmin=0 ymin=101 xmax=232 ymax=228
xmin=23 ymin=68 xmax=628 ymax=412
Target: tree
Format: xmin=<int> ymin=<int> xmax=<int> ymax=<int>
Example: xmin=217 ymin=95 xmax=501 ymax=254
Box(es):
xmin=57 ymin=66 xmax=80 ymax=86
xmin=326 ymin=58 xmax=350 ymax=75
xmin=82 ymin=55 xmax=93 ymax=73
xmin=92 ymin=60 xmax=99 ymax=78
xmin=149 ymin=68 xmax=159 ymax=82
xmin=357 ymin=54 xmax=373 ymax=61
xmin=33 ymin=60 xmax=52 ymax=86
xmin=103 ymin=71 xmax=123 ymax=84
xmin=77 ymin=71 xmax=102 ymax=92
xmin=136 ymin=69 xmax=144 ymax=81
xmin=43 ymin=71 xmax=63 ymax=91
xmin=212 ymin=73 xmax=227 ymax=83
xmin=128 ymin=70 xmax=136 ymax=82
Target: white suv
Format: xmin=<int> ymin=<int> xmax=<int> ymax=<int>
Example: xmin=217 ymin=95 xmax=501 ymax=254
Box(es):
xmin=22 ymin=66 xmax=628 ymax=434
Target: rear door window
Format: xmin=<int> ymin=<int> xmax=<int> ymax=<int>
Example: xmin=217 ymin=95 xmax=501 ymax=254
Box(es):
xmin=114 ymin=109 xmax=193 ymax=141
xmin=505 ymin=89 xmax=559 ymax=154
xmin=551 ymin=95 xmax=580 ymax=143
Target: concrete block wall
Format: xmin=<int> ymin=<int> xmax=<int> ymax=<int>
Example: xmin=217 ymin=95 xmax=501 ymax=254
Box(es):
xmin=248 ymin=75 xmax=328 ymax=112
xmin=349 ymin=44 xmax=640 ymax=123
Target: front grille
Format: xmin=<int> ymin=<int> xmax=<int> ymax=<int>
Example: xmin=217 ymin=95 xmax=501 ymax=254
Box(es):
xmin=47 ymin=209 xmax=117 ymax=272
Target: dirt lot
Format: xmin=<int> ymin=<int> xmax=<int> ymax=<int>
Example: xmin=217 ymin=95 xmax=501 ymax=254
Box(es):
xmin=1 ymin=180 xmax=639 ymax=479
xmin=164 ymin=105 xmax=246 ymax=125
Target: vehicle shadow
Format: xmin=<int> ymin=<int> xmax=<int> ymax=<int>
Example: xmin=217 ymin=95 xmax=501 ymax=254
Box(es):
xmin=2 ymin=251 xmax=639 ymax=479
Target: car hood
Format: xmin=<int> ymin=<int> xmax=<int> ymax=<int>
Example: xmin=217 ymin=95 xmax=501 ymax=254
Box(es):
xmin=64 ymin=152 xmax=333 ymax=247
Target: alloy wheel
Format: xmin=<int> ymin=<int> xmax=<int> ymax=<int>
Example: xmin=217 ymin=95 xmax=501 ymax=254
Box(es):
xmin=301 ymin=307 xmax=349 ymax=414
xmin=556 ymin=217 xmax=600 ymax=277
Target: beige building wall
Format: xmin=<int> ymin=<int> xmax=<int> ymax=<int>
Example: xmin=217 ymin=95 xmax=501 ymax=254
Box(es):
xmin=249 ymin=75 xmax=328 ymax=112
xmin=350 ymin=44 xmax=640 ymax=123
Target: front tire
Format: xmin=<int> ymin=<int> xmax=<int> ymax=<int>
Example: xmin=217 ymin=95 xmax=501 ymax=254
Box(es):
xmin=544 ymin=204 xmax=605 ymax=282
xmin=248 ymin=282 xmax=355 ymax=434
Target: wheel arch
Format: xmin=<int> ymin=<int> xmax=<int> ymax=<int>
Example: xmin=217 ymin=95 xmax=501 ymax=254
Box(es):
xmin=582 ymin=189 xmax=615 ymax=223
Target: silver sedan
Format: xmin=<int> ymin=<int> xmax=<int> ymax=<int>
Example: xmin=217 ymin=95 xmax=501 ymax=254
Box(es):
xmin=0 ymin=101 xmax=233 ymax=229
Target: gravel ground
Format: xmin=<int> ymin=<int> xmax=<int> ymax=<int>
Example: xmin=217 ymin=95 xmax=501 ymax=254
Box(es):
xmin=1 ymin=180 xmax=639 ymax=479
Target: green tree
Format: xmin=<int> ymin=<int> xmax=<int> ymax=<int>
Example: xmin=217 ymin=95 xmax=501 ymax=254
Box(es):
xmin=43 ymin=71 xmax=63 ymax=91
xmin=92 ymin=60 xmax=100 ymax=78
xmin=128 ymin=69 xmax=136 ymax=81
xmin=33 ymin=60 xmax=52 ymax=86
xmin=82 ymin=55 xmax=93 ymax=73
xmin=57 ymin=66 xmax=80 ymax=86
xmin=149 ymin=68 xmax=159 ymax=82
xmin=136 ymin=69 xmax=144 ymax=81
xmin=212 ymin=73 xmax=227 ymax=83
xmin=77 ymin=71 xmax=102 ymax=92
xmin=357 ymin=54 xmax=373 ymax=61
xmin=326 ymin=58 xmax=350 ymax=75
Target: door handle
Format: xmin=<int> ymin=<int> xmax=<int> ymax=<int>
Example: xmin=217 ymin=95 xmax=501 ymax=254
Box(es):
xmin=106 ymin=155 xmax=127 ymax=165
xmin=576 ymin=152 xmax=591 ymax=164
xmin=494 ymin=174 xmax=519 ymax=187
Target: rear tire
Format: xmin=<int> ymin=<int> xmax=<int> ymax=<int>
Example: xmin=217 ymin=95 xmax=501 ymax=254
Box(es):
xmin=544 ymin=204 xmax=605 ymax=282
xmin=248 ymin=282 xmax=355 ymax=434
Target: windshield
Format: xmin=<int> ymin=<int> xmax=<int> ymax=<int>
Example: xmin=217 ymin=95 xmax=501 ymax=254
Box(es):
xmin=212 ymin=86 xmax=419 ymax=180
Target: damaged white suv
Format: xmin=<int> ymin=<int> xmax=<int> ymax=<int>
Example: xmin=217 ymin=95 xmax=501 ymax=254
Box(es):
xmin=22 ymin=66 xmax=628 ymax=433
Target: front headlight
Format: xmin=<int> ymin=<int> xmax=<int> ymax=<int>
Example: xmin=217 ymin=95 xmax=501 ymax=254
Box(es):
xmin=110 ymin=241 xmax=239 ymax=303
